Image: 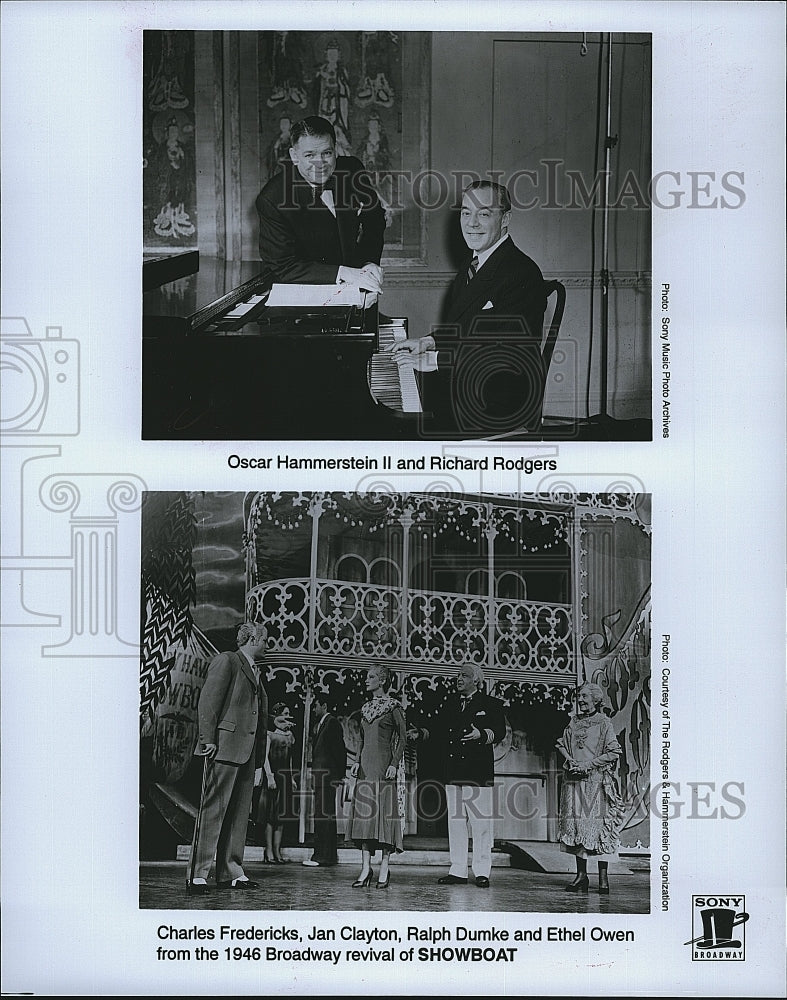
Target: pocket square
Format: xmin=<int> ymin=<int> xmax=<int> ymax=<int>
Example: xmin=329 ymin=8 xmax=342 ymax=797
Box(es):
xmin=482 ymin=300 xmax=494 ymax=310
xmin=476 ymin=711 xmax=487 ymax=717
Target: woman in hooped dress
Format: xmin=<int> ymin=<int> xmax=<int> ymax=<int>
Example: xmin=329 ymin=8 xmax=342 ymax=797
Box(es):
xmin=349 ymin=663 xmax=406 ymax=889
xmin=556 ymin=682 xmax=627 ymax=895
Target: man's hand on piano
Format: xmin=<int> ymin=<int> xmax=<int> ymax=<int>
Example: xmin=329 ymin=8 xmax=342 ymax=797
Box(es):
xmin=337 ymin=263 xmax=383 ymax=294
xmin=391 ymin=335 xmax=438 ymax=372
xmin=389 ymin=335 xmax=436 ymax=357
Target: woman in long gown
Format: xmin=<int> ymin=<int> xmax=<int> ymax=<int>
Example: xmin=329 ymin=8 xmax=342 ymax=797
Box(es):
xmin=556 ymin=682 xmax=627 ymax=894
xmin=349 ymin=663 xmax=406 ymax=889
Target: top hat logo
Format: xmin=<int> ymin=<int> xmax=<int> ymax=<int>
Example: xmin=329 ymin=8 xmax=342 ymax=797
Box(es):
xmin=695 ymin=908 xmax=749 ymax=949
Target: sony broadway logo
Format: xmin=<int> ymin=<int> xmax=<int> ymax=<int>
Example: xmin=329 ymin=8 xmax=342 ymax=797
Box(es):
xmin=685 ymin=895 xmax=748 ymax=960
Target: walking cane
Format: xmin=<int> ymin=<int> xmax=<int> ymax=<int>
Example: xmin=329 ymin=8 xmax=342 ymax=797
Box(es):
xmin=188 ymin=749 xmax=214 ymax=887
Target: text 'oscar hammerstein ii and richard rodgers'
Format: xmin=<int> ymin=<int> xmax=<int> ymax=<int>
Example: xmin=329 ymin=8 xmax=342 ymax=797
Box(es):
xmin=227 ymin=455 xmax=558 ymax=473
xmin=155 ymin=923 xmax=635 ymax=964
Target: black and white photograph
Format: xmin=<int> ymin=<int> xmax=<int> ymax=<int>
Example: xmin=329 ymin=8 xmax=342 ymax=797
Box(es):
xmin=1 ymin=1 xmax=785 ymax=996
xmin=142 ymin=30 xmax=652 ymax=442
xmin=140 ymin=490 xmax=651 ymax=913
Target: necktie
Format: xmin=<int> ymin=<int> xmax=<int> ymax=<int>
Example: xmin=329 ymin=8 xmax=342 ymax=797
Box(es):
xmin=466 ymin=255 xmax=479 ymax=284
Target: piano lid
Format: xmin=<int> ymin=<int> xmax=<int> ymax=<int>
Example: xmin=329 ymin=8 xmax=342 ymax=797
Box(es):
xmin=142 ymin=249 xmax=200 ymax=291
xmin=143 ymin=256 xmax=378 ymax=339
xmin=142 ymin=256 xmax=263 ymax=321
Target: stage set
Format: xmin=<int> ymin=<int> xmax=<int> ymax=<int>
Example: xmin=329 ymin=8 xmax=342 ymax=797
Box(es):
xmin=142 ymin=31 xmax=652 ymax=441
xmin=139 ymin=491 xmax=651 ymax=912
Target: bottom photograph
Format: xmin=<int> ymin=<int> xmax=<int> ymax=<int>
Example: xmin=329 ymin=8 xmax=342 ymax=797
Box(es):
xmin=139 ymin=490 xmax=651 ymax=914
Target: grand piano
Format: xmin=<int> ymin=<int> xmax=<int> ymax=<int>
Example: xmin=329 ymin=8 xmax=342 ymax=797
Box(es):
xmin=142 ymin=253 xmax=423 ymax=440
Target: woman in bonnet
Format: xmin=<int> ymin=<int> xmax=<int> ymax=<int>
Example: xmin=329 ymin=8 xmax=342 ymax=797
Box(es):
xmin=556 ymin=682 xmax=626 ymax=894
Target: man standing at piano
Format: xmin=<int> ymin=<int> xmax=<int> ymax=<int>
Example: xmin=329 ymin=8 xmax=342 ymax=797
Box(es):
xmin=391 ymin=180 xmax=547 ymax=436
xmin=256 ymin=115 xmax=386 ymax=295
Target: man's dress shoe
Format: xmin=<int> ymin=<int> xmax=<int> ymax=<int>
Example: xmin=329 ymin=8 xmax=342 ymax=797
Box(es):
xmin=475 ymin=876 xmax=490 ymax=888
xmin=186 ymin=882 xmax=210 ymax=896
xmin=217 ymin=878 xmax=259 ymax=890
xmin=437 ymin=874 xmax=468 ymax=885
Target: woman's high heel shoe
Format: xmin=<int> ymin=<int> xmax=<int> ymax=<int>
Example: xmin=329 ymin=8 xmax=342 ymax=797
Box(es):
xmin=376 ymin=874 xmax=390 ymax=889
xmin=564 ymin=872 xmax=589 ymax=893
xmin=352 ymin=870 xmax=374 ymax=888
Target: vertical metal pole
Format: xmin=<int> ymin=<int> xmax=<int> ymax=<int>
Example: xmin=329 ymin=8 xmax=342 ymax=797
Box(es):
xmin=400 ymin=510 xmax=412 ymax=660
xmin=599 ymin=31 xmax=613 ymax=420
xmin=485 ymin=518 xmax=497 ymax=675
xmin=298 ymin=672 xmax=313 ymax=845
xmin=301 ymin=496 xmax=323 ymax=844
xmin=570 ymin=507 xmax=585 ymax=684
xmin=307 ymin=496 xmax=324 ymax=655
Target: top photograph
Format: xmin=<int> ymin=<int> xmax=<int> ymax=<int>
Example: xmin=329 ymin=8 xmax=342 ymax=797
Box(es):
xmin=142 ymin=30 xmax=652 ymax=442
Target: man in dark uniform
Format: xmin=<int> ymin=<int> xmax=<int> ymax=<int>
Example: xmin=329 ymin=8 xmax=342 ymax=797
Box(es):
xmin=256 ymin=115 xmax=386 ymax=293
xmin=303 ymin=693 xmax=347 ymax=868
xmin=438 ymin=663 xmax=506 ymax=887
xmin=391 ymin=180 xmax=547 ymax=437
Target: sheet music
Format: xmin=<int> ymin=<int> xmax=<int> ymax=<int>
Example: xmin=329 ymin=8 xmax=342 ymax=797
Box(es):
xmin=266 ymin=283 xmax=374 ymax=308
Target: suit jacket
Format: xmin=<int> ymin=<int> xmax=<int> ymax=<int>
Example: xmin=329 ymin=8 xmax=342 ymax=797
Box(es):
xmin=426 ymin=237 xmax=547 ymax=435
xmin=256 ymin=156 xmax=386 ymax=284
xmin=197 ymin=650 xmax=268 ymax=766
xmin=312 ymin=713 xmax=347 ymax=784
xmin=443 ymin=689 xmax=506 ymax=787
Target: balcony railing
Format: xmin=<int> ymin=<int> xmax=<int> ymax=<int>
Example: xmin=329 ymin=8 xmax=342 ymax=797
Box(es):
xmin=246 ymin=578 xmax=573 ymax=677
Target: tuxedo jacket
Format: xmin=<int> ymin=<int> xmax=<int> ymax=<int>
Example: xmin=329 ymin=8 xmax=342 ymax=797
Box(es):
xmin=256 ymin=156 xmax=386 ymax=284
xmin=442 ymin=689 xmax=506 ymax=787
xmin=197 ymin=650 xmax=268 ymax=766
xmin=425 ymin=237 xmax=548 ymax=435
xmin=312 ymin=713 xmax=347 ymax=784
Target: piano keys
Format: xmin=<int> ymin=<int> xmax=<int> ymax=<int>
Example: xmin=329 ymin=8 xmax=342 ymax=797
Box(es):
xmin=368 ymin=319 xmax=423 ymax=414
xmin=142 ymin=256 xmax=424 ymax=440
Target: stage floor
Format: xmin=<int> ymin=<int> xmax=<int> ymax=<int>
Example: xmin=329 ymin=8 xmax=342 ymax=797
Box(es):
xmin=140 ymin=860 xmax=649 ymax=914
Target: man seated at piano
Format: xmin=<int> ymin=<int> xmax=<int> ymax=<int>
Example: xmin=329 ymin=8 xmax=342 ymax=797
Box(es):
xmin=256 ymin=115 xmax=386 ymax=296
xmin=390 ymin=180 xmax=547 ymax=437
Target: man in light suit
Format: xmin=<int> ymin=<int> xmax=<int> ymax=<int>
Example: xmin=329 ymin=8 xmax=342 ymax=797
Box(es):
xmin=302 ymin=692 xmax=347 ymax=868
xmin=188 ymin=622 xmax=269 ymax=894
xmin=256 ymin=115 xmax=386 ymax=293
xmin=392 ymin=180 xmax=547 ymax=437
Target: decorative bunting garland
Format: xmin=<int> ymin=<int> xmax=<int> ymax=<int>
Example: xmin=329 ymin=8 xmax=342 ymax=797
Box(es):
xmin=244 ymin=492 xmax=574 ymax=569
